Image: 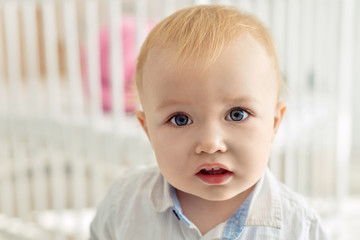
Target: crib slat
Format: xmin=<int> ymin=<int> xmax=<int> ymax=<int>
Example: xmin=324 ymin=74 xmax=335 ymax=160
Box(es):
xmin=63 ymin=0 xmax=84 ymax=120
xmin=253 ymin=0 xmax=270 ymax=27
xmin=42 ymin=0 xmax=62 ymax=118
xmin=218 ymin=0 xmax=233 ymax=6
xmin=41 ymin=3 xmax=67 ymax=240
xmin=11 ymin=126 xmax=31 ymax=220
xmin=0 ymin=164 xmax=13 ymax=217
xmin=0 ymin=7 xmax=7 ymax=115
xmin=310 ymin=1 xmax=328 ymax=197
xmin=163 ymin=0 xmax=175 ymax=17
xmin=271 ymin=0 xmax=286 ymax=75
xmin=85 ymin=0 xmax=102 ymax=120
xmin=136 ymin=0 xmax=148 ymax=51
xmin=296 ymin=0 xmax=312 ymax=195
xmin=237 ymin=0 xmax=254 ymax=13
xmin=63 ymin=3 xmax=87 ymax=239
xmin=318 ymin=0 xmax=339 ymax=198
xmin=108 ymin=0 xmax=125 ymax=127
xmin=48 ymin=139 xmax=67 ymax=240
xmin=70 ymin=146 xmax=87 ymax=240
xmin=21 ymin=4 xmax=50 ymax=218
xmin=4 ymin=1 xmax=23 ymax=116
xmin=284 ymin=0 xmax=301 ymax=191
xmin=336 ymin=0 xmax=354 ymax=209
xmin=3 ymin=1 xmax=23 ymax=219
xmin=22 ymin=1 xmax=41 ymax=117
xmin=32 ymin=145 xmax=48 ymax=213
xmin=267 ymin=0 xmax=286 ymax=179
xmin=194 ymin=0 xmax=211 ymax=6
xmin=85 ymin=0 xmax=106 ymax=209
xmin=0 ymin=105 xmax=13 ymax=216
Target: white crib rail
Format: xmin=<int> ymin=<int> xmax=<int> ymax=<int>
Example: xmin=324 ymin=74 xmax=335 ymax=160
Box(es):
xmin=0 ymin=0 xmax=154 ymax=239
xmin=86 ymin=0 xmax=102 ymax=123
xmin=108 ymin=0 xmax=125 ymax=127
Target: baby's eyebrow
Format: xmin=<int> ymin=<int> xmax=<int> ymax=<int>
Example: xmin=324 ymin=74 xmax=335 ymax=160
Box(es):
xmin=156 ymin=99 xmax=190 ymax=111
xmin=221 ymin=96 xmax=261 ymax=106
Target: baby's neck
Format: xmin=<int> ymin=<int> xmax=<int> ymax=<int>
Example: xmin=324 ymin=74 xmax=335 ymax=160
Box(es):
xmin=176 ymin=187 xmax=254 ymax=235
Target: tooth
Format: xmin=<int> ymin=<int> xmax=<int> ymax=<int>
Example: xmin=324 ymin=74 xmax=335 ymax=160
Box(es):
xmin=213 ymin=167 xmax=220 ymax=170
xmin=205 ymin=168 xmax=212 ymax=171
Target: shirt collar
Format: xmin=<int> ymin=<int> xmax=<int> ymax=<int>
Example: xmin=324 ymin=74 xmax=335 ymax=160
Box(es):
xmin=149 ymin=171 xmax=174 ymax=212
xmin=148 ymin=167 xmax=283 ymax=229
xmin=245 ymin=168 xmax=283 ymax=229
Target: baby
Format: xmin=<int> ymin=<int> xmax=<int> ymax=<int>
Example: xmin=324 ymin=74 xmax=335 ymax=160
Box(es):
xmin=90 ymin=5 xmax=328 ymax=239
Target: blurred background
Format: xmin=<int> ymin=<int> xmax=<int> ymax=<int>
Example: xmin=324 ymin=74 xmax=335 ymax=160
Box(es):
xmin=0 ymin=0 xmax=359 ymax=239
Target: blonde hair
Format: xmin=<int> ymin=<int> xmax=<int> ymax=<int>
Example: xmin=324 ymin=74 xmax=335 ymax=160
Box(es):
xmin=136 ymin=5 xmax=284 ymax=96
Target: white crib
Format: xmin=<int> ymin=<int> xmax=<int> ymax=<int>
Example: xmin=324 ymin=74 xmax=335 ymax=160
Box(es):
xmin=0 ymin=0 xmax=358 ymax=239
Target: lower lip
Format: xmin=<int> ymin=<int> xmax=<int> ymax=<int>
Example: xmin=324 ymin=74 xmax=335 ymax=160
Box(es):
xmin=195 ymin=171 xmax=233 ymax=185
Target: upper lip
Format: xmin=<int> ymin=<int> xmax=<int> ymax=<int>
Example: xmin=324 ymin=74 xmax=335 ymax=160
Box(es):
xmin=195 ymin=163 xmax=231 ymax=173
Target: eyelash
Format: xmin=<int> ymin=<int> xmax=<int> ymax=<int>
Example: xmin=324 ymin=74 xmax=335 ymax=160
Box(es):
xmin=225 ymin=107 xmax=251 ymax=122
xmin=166 ymin=107 xmax=252 ymax=127
xmin=167 ymin=112 xmax=192 ymax=127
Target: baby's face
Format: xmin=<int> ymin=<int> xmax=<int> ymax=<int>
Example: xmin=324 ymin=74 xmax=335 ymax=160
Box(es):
xmin=137 ymin=33 xmax=286 ymax=202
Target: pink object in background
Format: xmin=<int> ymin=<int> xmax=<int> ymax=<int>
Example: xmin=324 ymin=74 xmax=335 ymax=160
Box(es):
xmin=81 ymin=16 xmax=155 ymax=114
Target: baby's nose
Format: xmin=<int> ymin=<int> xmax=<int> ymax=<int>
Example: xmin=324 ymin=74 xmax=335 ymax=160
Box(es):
xmin=195 ymin=125 xmax=227 ymax=154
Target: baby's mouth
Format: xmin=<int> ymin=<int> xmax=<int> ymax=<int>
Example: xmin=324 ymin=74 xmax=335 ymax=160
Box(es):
xmin=196 ymin=166 xmax=233 ymax=184
xmin=199 ymin=167 xmax=229 ymax=175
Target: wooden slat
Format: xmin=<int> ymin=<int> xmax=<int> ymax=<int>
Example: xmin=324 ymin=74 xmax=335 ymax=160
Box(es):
xmin=0 ymin=10 xmax=9 ymax=211
xmin=84 ymin=0 xmax=106 ymax=208
xmin=271 ymin=0 xmax=287 ymax=77
xmin=63 ymin=0 xmax=84 ymax=120
xmin=296 ymin=0 xmax=312 ymax=195
xmin=236 ymin=0 xmax=254 ymax=13
xmin=108 ymin=0 xmax=125 ymax=128
xmin=11 ymin=122 xmax=30 ymax=220
xmin=218 ymin=0 xmax=233 ymax=6
xmin=47 ymin=122 xmax=67 ymax=240
xmin=253 ymin=0 xmax=271 ymax=27
xmin=21 ymin=3 xmax=50 ymax=219
xmin=41 ymin=2 xmax=67 ymax=240
xmin=283 ymin=0 xmax=301 ymax=191
xmin=194 ymin=0 xmax=211 ymax=5
xmin=336 ymin=0 xmax=354 ymax=210
xmin=4 ymin=1 xmax=22 ymax=116
xmin=85 ymin=0 xmax=102 ymax=121
xmin=163 ymin=0 xmax=175 ymax=17
xmin=62 ymin=2 xmax=87 ymax=240
xmin=22 ymin=1 xmax=41 ymax=117
xmin=41 ymin=0 xmax=62 ymax=118
xmin=3 ymin=1 xmax=24 ymax=220
xmin=0 ymin=6 xmax=7 ymax=115
xmin=135 ymin=0 xmax=148 ymax=51
xmin=319 ymin=0 xmax=340 ymax=198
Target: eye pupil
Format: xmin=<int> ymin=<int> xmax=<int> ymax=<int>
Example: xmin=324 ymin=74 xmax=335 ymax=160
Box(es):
xmin=175 ymin=115 xmax=188 ymax=126
xmin=230 ymin=110 xmax=244 ymax=121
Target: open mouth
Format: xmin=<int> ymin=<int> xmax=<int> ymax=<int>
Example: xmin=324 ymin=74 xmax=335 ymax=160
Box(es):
xmin=196 ymin=165 xmax=233 ymax=184
xmin=199 ymin=167 xmax=229 ymax=175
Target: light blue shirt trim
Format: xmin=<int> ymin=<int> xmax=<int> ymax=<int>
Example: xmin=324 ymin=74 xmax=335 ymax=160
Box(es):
xmin=222 ymin=191 xmax=253 ymax=239
xmin=170 ymin=186 xmax=194 ymax=227
xmin=170 ymin=185 xmax=253 ymax=240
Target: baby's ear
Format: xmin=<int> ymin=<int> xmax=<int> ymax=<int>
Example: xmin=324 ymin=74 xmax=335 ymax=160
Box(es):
xmin=136 ymin=111 xmax=151 ymax=141
xmin=272 ymin=101 xmax=287 ymax=142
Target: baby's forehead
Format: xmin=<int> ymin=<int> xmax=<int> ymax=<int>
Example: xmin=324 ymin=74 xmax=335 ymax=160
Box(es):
xmin=144 ymin=33 xmax=274 ymax=79
xmin=142 ymin=35 xmax=278 ymax=100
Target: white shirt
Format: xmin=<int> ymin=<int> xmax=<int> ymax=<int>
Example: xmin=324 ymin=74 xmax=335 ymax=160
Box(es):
xmin=90 ymin=165 xmax=329 ymax=240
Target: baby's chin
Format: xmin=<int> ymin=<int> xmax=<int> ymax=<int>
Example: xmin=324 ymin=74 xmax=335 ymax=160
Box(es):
xmin=178 ymin=186 xmax=254 ymax=203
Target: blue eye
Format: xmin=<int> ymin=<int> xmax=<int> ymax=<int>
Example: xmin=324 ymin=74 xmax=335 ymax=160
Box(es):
xmin=226 ymin=108 xmax=248 ymax=121
xmin=170 ymin=114 xmax=192 ymax=126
